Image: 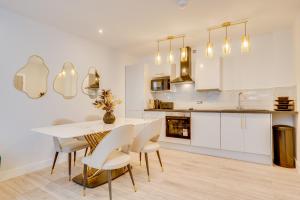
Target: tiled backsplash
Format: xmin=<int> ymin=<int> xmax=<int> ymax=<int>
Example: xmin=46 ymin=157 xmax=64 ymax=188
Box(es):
xmin=151 ymin=85 xmax=296 ymax=110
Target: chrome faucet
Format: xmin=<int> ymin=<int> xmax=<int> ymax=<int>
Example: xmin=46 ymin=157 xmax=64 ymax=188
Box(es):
xmin=237 ymin=92 xmax=243 ymax=110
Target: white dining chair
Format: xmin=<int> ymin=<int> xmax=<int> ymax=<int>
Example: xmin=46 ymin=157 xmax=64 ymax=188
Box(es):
xmin=51 ymin=119 xmax=90 ymax=181
xmin=131 ymin=118 xmax=163 ymax=182
xmin=82 ymin=124 xmax=136 ymax=200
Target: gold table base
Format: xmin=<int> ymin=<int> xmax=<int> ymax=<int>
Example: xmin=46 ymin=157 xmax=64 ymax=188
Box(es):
xmin=72 ymin=131 xmax=128 ymax=188
xmin=72 ymin=167 xmax=127 ymax=188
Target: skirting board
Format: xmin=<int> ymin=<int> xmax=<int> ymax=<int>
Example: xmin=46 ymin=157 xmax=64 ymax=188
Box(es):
xmin=160 ymin=142 xmax=272 ymax=165
xmin=0 ymin=151 xmax=85 ymax=182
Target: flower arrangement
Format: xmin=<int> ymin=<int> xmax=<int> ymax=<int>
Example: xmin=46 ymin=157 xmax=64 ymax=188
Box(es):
xmin=93 ymin=89 xmax=121 ymax=124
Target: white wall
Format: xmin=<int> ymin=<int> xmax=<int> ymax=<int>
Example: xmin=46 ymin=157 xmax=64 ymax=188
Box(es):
xmin=293 ymin=15 xmax=300 ymax=169
xmin=0 ymin=8 xmax=134 ymax=181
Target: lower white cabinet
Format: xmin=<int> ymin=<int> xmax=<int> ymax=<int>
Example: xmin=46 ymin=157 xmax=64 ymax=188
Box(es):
xmin=221 ymin=113 xmax=244 ymax=152
xmin=243 ymin=114 xmax=271 ymax=155
xmin=221 ymin=113 xmax=271 ymax=155
xmin=191 ymin=112 xmax=221 ymax=149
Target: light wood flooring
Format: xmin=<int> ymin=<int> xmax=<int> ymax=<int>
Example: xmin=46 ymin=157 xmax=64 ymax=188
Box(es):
xmin=1 ymin=149 xmax=300 ymax=200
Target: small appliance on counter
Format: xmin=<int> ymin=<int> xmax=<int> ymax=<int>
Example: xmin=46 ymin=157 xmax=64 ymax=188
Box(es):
xmin=159 ymin=101 xmax=174 ymax=109
xmin=274 ymin=97 xmax=295 ymax=111
xmin=149 ymin=99 xmax=174 ymax=109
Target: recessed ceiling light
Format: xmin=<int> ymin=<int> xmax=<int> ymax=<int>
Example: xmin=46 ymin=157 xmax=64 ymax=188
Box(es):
xmin=98 ymin=29 xmax=103 ymax=34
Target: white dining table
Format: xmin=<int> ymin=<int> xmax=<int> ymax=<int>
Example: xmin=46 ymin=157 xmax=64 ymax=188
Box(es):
xmin=32 ymin=117 xmax=153 ymax=138
xmin=32 ymin=117 xmax=154 ymax=188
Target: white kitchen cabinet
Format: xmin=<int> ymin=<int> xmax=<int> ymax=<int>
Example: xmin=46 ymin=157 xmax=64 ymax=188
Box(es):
xmin=243 ymin=114 xmax=271 ymax=155
xmin=221 ymin=113 xmax=244 ymax=152
xmin=194 ymin=56 xmax=222 ymax=91
xmin=191 ymin=112 xmax=221 ymax=149
xmin=221 ymin=113 xmax=271 ymax=155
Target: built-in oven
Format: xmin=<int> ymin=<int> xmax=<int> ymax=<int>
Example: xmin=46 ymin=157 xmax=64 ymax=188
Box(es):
xmin=151 ymin=76 xmax=170 ymax=91
xmin=165 ymin=112 xmax=191 ymax=139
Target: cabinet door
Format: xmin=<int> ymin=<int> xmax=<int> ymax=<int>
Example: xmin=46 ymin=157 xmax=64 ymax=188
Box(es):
xmin=244 ymin=114 xmax=271 ymax=155
xmin=221 ymin=113 xmax=244 ymax=152
xmin=195 ymin=57 xmax=222 ymax=91
xmin=191 ymin=112 xmax=221 ymax=149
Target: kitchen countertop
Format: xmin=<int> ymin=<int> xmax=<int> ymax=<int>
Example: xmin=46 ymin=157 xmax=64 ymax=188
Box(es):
xmin=144 ymin=108 xmax=298 ymax=114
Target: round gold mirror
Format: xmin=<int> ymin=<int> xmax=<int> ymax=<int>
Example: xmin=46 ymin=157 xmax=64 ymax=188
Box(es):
xmin=14 ymin=55 xmax=49 ymax=99
xmin=54 ymin=62 xmax=78 ymax=99
xmin=82 ymin=67 xmax=101 ymax=99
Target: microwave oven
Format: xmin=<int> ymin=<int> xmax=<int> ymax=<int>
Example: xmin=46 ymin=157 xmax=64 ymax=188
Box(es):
xmin=151 ymin=76 xmax=170 ymax=91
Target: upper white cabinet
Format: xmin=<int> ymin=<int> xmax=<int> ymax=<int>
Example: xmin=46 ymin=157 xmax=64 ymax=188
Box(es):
xmin=221 ymin=113 xmax=271 ymax=155
xmin=194 ymin=55 xmax=222 ymax=91
xmin=191 ymin=112 xmax=221 ymax=149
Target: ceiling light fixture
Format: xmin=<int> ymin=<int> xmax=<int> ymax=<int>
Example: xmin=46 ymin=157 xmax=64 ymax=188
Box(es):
xmin=206 ymin=20 xmax=250 ymax=57
xmin=176 ymin=0 xmax=189 ymax=8
xmin=155 ymin=41 xmax=161 ymax=65
xmin=205 ymin=30 xmax=213 ymax=58
xmin=241 ymin=22 xmax=250 ymax=53
xmin=154 ymin=35 xmax=187 ymax=65
xmin=98 ymin=29 xmax=103 ymax=34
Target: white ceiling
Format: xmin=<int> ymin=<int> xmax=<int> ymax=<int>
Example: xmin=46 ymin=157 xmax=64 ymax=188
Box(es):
xmin=0 ymin=0 xmax=299 ymax=57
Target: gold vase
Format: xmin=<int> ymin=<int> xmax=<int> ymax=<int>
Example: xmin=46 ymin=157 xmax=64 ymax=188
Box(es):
xmin=103 ymin=111 xmax=116 ymax=124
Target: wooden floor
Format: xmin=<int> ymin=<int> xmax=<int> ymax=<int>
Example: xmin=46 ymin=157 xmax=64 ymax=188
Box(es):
xmin=1 ymin=149 xmax=300 ymax=200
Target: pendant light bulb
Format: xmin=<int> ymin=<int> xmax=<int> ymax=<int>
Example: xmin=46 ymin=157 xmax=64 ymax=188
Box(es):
xmin=180 ymin=37 xmax=188 ymax=62
xmin=222 ymin=27 xmax=231 ymax=56
xmin=206 ymin=31 xmax=214 ymax=58
xmin=167 ymin=40 xmax=174 ymax=64
xmin=155 ymin=52 xmax=161 ymax=65
xmin=155 ymin=41 xmax=161 ymax=65
xmin=241 ymin=22 xmax=250 ymax=53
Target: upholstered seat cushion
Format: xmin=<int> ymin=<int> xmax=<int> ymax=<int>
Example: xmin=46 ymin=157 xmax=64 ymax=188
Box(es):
xmin=82 ymin=150 xmax=130 ymax=170
xmin=141 ymin=141 xmax=160 ymax=153
xmin=61 ymin=139 xmax=89 ymax=153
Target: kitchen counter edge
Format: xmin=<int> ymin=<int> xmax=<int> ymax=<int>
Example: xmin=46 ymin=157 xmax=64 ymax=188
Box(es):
xmin=144 ymin=109 xmax=298 ymax=114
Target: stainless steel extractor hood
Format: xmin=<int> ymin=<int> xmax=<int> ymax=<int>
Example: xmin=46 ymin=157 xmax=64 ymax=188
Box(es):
xmin=171 ymin=46 xmax=194 ymax=84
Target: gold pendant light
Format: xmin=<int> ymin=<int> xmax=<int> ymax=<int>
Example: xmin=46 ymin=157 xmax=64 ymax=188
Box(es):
xmin=241 ymin=22 xmax=250 ymax=53
xmin=222 ymin=26 xmax=231 ymax=56
xmin=206 ymin=20 xmax=250 ymax=58
xmin=206 ymin=30 xmax=214 ymax=58
xmin=155 ymin=41 xmax=161 ymax=65
xmin=167 ymin=39 xmax=174 ymax=64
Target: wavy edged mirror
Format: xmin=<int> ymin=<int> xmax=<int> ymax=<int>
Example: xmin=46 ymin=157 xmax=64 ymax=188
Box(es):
xmin=54 ymin=62 xmax=78 ymax=99
xmin=14 ymin=55 xmax=49 ymax=99
xmin=82 ymin=67 xmax=101 ymax=99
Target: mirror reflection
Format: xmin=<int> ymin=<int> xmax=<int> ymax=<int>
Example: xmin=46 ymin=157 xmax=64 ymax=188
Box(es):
xmin=82 ymin=67 xmax=101 ymax=99
xmin=14 ymin=55 xmax=49 ymax=99
xmin=54 ymin=62 xmax=78 ymax=99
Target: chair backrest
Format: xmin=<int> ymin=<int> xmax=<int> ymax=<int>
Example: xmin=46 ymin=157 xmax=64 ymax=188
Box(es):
xmin=88 ymin=124 xmax=135 ymax=168
xmin=131 ymin=118 xmax=162 ymax=153
xmin=52 ymin=119 xmax=75 ymax=151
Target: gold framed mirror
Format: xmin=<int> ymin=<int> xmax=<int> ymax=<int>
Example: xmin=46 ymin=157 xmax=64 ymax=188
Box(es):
xmin=82 ymin=67 xmax=101 ymax=99
xmin=54 ymin=62 xmax=78 ymax=99
xmin=14 ymin=55 xmax=49 ymax=99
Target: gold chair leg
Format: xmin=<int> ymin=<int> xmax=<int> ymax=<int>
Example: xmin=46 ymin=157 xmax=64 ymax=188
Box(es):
xmin=51 ymin=152 xmax=59 ymax=174
xmin=139 ymin=152 xmax=142 ymax=166
xmin=74 ymin=151 xmax=76 ymax=166
xmin=83 ymin=164 xmax=87 ymax=196
xmin=145 ymin=153 xmax=150 ymax=182
xmin=84 ymin=147 xmax=89 ymax=157
xmin=156 ymin=150 xmax=164 ymax=172
xmin=127 ymin=164 xmax=137 ymax=192
xmin=107 ymin=170 xmax=112 ymax=200
xmin=68 ymin=153 xmax=72 ymax=181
